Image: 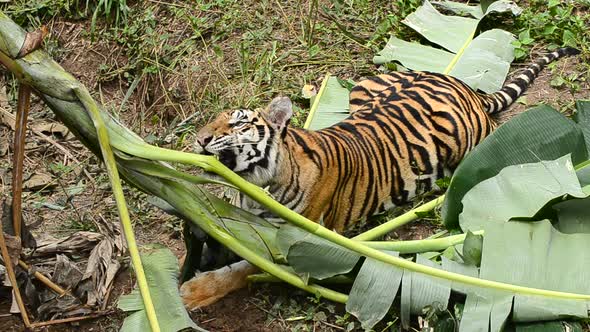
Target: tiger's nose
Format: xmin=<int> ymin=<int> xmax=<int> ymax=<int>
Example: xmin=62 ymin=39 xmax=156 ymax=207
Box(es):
xmin=195 ymin=129 xmax=213 ymax=147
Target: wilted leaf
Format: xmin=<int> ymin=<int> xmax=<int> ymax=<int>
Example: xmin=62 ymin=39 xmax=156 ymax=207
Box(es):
xmin=23 ymin=172 xmax=53 ymax=191
xmin=16 ymin=25 xmax=48 ymax=58
xmin=301 ymin=84 xmax=317 ymax=99
xmin=2 ymin=232 xmax=21 ymax=267
xmin=31 ymin=121 xmax=73 ymax=139
xmin=53 ymin=254 xmax=83 ymax=291
xmin=34 ymin=231 xmax=104 ymax=256
xmin=0 ymin=139 xmax=7 ymax=156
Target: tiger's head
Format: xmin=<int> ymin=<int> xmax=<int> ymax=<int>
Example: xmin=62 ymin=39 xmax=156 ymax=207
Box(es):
xmin=194 ymin=96 xmax=293 ymax=185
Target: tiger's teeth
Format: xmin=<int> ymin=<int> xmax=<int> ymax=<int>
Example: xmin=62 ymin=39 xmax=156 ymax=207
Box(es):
xmin=193 ymin=143 xmax=204 ymax=153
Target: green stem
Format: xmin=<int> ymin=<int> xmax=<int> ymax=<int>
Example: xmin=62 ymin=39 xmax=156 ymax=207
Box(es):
xmin=116 ymin=145 xmax=590 ymax=301
xmin=352 ymin=196 xmax=445 ymax=241
xmin=363 ymin=230 xmax=483 ymax=253
xmin=195 ymin=220 xmax=348 ymax=303
xmin=303 ymin=73 xmax=331 ymax=129
xmin=442 ymin=28 xmax=476 ymax=75
xmin=75 ymin=87 xmax=161 ymax=332
xmin=248 ymin=273 xmax=353 ymax=284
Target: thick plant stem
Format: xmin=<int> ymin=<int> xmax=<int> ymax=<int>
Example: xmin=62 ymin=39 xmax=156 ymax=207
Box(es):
xmin=363 ymin=230 xmax=484 ymax=252
xmin=352 ymin=196 xmax=445 ymax=241
xmin=74 ymin=87 xmax=161 ymax=332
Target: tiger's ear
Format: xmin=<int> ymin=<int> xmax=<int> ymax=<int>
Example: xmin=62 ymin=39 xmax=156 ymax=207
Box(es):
xmin=265 ymin=96 xmax=293 ymax=131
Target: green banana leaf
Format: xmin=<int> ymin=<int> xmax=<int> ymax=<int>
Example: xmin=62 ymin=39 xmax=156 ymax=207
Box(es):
xmin=303 ymin=75 xmax=351 ymax=130
xmin=345 ymin=251 xmax=402 ymax=331
xmin=573 ymin=100 xmax=590 ymax=154
xmin=118 ymin=246 xmax=203 ymax=332
xmin=434 ymin=0 xmax=521 ymax=19
xmin=373 ymin=0 xmax=519 ymax=93
xmin=442 ymin=105 xmax=589 ymax=229
xmin=459 ymin=155 xmax=588 ymax=232
xmin=515 ymin=320 xmax=584 ymax=332
xmin=459 ymin=220 xmax=590 ymax=330
xmin=553 ymin=197 xmax=590 ymax=234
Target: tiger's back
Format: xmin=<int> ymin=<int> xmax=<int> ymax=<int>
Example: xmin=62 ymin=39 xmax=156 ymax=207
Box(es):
xmin=276 ymin=71 xmax=496 ymax=230
xmin=195 ymin=47 xmax=579 ymax=232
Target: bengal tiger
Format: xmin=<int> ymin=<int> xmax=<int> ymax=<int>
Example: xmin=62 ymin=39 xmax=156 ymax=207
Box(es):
xmin=181 ymin=47 xmax=580 ymax=309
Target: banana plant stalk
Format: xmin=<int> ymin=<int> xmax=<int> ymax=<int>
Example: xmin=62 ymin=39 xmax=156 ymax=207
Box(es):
xmin=74 ymin=87 xmax=160 ymax=332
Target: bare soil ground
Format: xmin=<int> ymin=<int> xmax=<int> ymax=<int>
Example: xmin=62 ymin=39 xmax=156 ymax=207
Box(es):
xmin=0 ymin=0 xmax=589 ymax=331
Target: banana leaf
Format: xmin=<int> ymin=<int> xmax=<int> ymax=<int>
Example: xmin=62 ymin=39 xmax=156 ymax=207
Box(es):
xmin=345 ymin=251 xmax=402 ymax=330
xmin=573 ymin=100 xmax=590 ymax=154
xmin=303 ymin=75 xmax=351 ymax=130
xmin=374 ymin=0 xmax=519 ymax=93
xmin=459 ymin=220 xmax=590 ymax=330
xmin=442 ymin=105 xmax=589 ymax=229
xmin=459 ymin=155 xmax=588 ymax=232
xmin=434 ymin=0 xmax=521 ymax=19
xmin=117 ymin=246 xmax=202 ymax=332
xmin=553 ymin=197 xmax=590 ymax=234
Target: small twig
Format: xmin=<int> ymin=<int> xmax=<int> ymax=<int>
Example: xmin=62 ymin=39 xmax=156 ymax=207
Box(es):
xmin=11 ymin=84 xmax=31 ymax=238
xmin=0 ymin=230 xmax=30 ymax=326
xmin=100 ymin=277 xmax=115 ymax=311
xmin=18 ymin=260 xmax=67 ymax=296
xmin=28 ymin=310 xmax=113 ymax=328
xmin=319 ymin=320 xmax=345 ymax=330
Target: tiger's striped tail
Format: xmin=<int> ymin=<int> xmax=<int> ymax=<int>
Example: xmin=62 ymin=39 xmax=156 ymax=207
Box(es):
xmin=483 ymin=47 xmax=580 ymax=114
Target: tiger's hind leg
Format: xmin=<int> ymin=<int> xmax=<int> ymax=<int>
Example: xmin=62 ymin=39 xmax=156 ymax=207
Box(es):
xmin=181 ymin=260 xmax=259 ymax=310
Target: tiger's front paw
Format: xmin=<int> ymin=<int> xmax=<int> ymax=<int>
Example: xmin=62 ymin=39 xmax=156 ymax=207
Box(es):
xmin=180 ymin=260 xmax=258 ymax=311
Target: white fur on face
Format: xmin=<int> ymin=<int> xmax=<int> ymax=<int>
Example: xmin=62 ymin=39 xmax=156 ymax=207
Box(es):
xmin=196 ymin=109 xmax=280 ymax=186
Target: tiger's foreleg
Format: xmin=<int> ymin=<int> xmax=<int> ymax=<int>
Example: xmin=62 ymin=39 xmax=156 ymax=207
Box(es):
xmin=180 ymin=260 xmax=259 ymax=310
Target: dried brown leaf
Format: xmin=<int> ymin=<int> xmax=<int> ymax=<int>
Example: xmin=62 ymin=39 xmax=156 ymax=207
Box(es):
xmin=34 ymin=231 xmax=104 ymax=256
xmin=17 ymin=26 xmax=48 ymax=58
xmin=2 ymin=232 xmax=21 ymax=267
xmin=53 ymin=254 xmax=83 ymax=291
xmin=0 ymin=109 xmax=14 ymax=130
xmin=0 ymin=139 xmax=7 ymax=156
xmin=31 ymin=121 xmax=73 ymax=139
xmin=23 ymin=172 xmax=54 ymax=191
